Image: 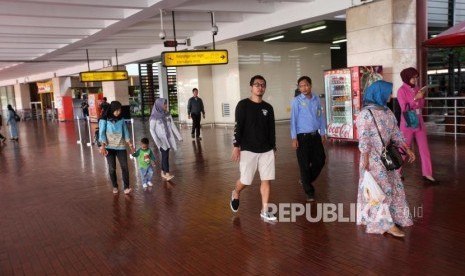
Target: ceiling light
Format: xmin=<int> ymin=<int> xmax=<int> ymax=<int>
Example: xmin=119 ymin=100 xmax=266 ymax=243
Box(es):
xmin=330 ymin=46 xmax=341 ymax=50
xmin=290 ymin=47 xmax=308 ymax=52
xmin=263 ymin=35 xmax=284 ymax=42
xmin=332 ymin=38 xmax=347 ymax=44
xmin=301 ymin=25 xmax=326 ymax=34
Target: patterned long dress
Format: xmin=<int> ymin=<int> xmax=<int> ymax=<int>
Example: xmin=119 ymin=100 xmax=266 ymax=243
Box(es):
xmin=355 ymin=107 xmax=413 ymax=234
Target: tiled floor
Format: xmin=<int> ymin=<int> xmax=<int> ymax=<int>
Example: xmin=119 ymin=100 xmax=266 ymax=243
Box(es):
xmin=0 ymin=118 xmax=464 ymax=275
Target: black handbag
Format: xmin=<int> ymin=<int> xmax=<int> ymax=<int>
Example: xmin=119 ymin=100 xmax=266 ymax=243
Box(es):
xmin=367 ymin=109 xmax=404 ymax=171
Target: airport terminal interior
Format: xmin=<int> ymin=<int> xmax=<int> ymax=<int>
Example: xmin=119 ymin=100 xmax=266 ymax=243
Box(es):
xmin=1 ymin=120 xmax=465 ymax=274
xmin=1 ymin=0 xmax=465 ymax=274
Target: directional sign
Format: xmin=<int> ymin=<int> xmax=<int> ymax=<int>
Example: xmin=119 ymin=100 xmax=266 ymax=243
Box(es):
xmin=162 ymin=50 xmax=228 ymax=67
xmin=80 ymin=70 xmax=128 ymax=82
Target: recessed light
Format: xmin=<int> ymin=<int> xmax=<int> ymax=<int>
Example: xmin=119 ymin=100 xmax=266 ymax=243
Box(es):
xmin=301 ymin=25 xmax=327 ymax=34
xmin=263 ymin=35 xmax=284 ymax=42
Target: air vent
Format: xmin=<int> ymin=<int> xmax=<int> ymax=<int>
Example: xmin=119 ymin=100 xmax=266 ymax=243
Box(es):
xmin=222 ymin=103 xmax=230 ymax=117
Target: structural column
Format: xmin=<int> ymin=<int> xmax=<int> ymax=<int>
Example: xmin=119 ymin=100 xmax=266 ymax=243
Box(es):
xmin=346 ymin=0 xmax=417 ymax=94
xmin=158 ymin=63 xmax=168 ymax=100
xmin=101 ymin=66 xmax=129 ymax=105
xmin=176 ymin=66 xmax=214 ymax=124
xmin=13 ymin=83 xmax=30 ymax=112
xmin=52 ymin=77 xmax=74 ymax=121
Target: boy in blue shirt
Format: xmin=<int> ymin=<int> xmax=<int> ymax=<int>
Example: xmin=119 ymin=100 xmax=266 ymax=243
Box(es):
xmin=132 ymin=137 xmax=156 ymax=189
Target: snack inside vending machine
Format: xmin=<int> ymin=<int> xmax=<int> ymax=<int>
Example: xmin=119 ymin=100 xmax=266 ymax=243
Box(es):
xmin=324 ymin=66 xmax=383 ymax=142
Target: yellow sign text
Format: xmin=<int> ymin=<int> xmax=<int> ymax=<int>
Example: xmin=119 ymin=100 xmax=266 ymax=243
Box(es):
xmin=162 ymin=50 xmax=228 ymax=67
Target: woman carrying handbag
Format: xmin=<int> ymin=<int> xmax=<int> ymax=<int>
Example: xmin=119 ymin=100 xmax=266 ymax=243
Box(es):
xmin=355 ymin=80 xmax=416 ymax=238
xmin=397 ymin=67 xmax=436 ymax=183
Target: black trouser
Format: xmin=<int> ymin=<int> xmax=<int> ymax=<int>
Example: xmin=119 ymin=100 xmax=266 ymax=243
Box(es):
xmin=296 ymin=132 xmax=326 ymax=197
xmin=105 ymin=149 xmax=129 ymax=189
xmin=191 ymin=113 xmax=201 ymax=137
xmin=160 ymin=147 xmax=170 ymax=173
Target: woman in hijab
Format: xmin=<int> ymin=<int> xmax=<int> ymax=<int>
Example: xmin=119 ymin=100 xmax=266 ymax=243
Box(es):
xmin=6 ymin=104 xmax=19 ymax=141
xmin=397 ymin=67 xmax=436 ymax=182
xmin=98 ymin=101 xmax=134 ymax=194
xmin=355 ymin=80 xmax=415 ymax=238
xmin=149 ymin=98 xmax=183 ymax=181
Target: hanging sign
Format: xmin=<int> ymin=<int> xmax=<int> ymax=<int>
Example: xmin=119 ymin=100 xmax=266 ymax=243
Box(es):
xmin=37 ymin=81 xmax=53 ymax=93
xmin=80 ymin=71 xmax=128 ymax=82
xmin=162 ymin=50 xmax=228 ymax=67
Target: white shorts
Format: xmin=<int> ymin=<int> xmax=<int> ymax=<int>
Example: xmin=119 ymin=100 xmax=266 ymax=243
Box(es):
xmin=239 ymin=150 xmax=275 ymax=185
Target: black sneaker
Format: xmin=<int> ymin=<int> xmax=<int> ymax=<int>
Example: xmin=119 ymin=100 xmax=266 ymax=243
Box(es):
xmin=230 ymin=191 xmax=239 ymax=212
xmin=191 ymin=133 xmax=195 ymax=139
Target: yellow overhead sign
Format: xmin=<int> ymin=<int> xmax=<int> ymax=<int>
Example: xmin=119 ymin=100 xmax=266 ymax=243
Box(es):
xmin=80 ymin=71 xmax=128 ymax=82
xmin=162 ymin=50 xmax=228 ymax=67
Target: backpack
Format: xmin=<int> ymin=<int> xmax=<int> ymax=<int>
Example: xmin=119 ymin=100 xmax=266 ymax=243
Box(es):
xmin=100 ymin=102 xmax=110 ymax=119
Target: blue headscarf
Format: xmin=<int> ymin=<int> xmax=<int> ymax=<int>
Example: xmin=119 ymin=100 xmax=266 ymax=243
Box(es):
xmin=363 ymin=80 xmax=393 ymax=110
xmin=150 ymin=98 xmax=171 ymax=139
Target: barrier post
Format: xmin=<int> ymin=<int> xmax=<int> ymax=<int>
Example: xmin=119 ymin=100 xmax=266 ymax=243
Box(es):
xmin=86 ymin=116 xmax=92 ymax=147
xmin=76 ymin=116 xmax=82 ymax=144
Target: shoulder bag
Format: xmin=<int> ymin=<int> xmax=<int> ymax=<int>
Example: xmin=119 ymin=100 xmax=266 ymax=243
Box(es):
xmin=367 ymin=109 xmax=404 ymax=171
xmin=403 ymin=103 xmax=419 ymax=128
xmin=13 ymin=111 xmax=20 ymax=122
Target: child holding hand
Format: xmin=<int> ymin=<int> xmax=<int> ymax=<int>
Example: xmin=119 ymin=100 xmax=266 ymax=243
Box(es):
xmin=132 ymin=137 xmax=156 ymax=189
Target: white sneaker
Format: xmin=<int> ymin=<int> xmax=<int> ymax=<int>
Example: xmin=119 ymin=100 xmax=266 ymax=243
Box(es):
xmin=161 ymin=172 xmax=167 ymax=179
xmin=147 ymin=181 xmax=153 ymax=187
xmin=142 ymin=183 xmax=148 ymax=189
xmin=260 ymin=211 xmax=277 ymax=221
xmin=124 ymin=188 xmax=132 ymax=194
xmin=112 ymin=188 xmax=118 ymax=194
xmin=165 ymin=173 xmax=174 ymax=181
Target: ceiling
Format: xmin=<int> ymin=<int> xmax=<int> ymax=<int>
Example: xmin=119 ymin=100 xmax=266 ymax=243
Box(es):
xmin=0 ymin=0 xmax=464 ymax=86
xmin=244 ymin=20 xmax=346 ymax=43
xmin=0 ymin=0 xmax=356 ymax=86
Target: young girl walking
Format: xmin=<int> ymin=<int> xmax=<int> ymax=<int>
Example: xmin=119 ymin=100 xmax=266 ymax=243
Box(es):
xmin=99 ymin=101 xmax=134 ymax=194
xmin=149 ymin=98 xmax=183 ymax=181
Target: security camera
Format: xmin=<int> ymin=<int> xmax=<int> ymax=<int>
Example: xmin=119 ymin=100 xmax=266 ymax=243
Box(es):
xmin=211 ymin=25 xmax=218 ymax=36
xmin=159 ymin=30 xmax=166 ymax=40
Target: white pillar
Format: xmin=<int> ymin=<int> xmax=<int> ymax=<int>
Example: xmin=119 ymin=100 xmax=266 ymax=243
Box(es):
xmin=158 ymin=63 xmax=168 ymax=100
xmin=176 ymin=66 xmax=214 ymax=124
xmin=102 ymin=80 xmax=129 ymax=105
xmin=14 ymin=83 xmax=30 ymax=111
xmin=347 ymin=0 xmax=416 ymax=96
xmin=52 ymin=77 xmax=72 ymax=98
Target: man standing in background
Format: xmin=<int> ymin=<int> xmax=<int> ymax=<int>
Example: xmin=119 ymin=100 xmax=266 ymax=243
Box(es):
xmin=187 ymin=88 xmax=205 ymax=140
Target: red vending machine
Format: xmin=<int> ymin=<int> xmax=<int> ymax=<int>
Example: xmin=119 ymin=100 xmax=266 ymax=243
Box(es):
xmin=324 ymin=66 xmax=383 ymax=142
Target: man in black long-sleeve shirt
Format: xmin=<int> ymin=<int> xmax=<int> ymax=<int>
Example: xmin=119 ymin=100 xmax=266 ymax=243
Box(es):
xmin=230 ymin=75 xmax=277 ymax=221
xmin=187 ymin=88 xmax=205 ymax=140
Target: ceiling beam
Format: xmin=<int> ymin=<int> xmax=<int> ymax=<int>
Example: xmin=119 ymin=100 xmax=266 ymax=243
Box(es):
xmin=0 ymin=2 xmax=127 ymax=20
xmin=0 ymin=15 xmax=114 ymax=29
xmin=0 ymin=0 xmax=149 ymax=9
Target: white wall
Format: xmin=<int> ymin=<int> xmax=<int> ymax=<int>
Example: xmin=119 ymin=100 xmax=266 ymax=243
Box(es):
xmin=212 ymin=41 xmax=241 ymax=124
xmin=237 ymin=41 xmax=331 ymax=120
xmin=176 ymin=66 xmax=214 ymax=124
xmin=175 ymin=40 xmax=332 ymax=124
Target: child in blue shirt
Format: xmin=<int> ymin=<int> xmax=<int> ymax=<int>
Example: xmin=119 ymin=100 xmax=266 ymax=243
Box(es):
xmin=132 ymin=137 xmax=156 ymax=189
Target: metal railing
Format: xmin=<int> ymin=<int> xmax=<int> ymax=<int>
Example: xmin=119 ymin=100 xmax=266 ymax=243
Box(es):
xmin=423 ymin=96 xmax=465 ymax=140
